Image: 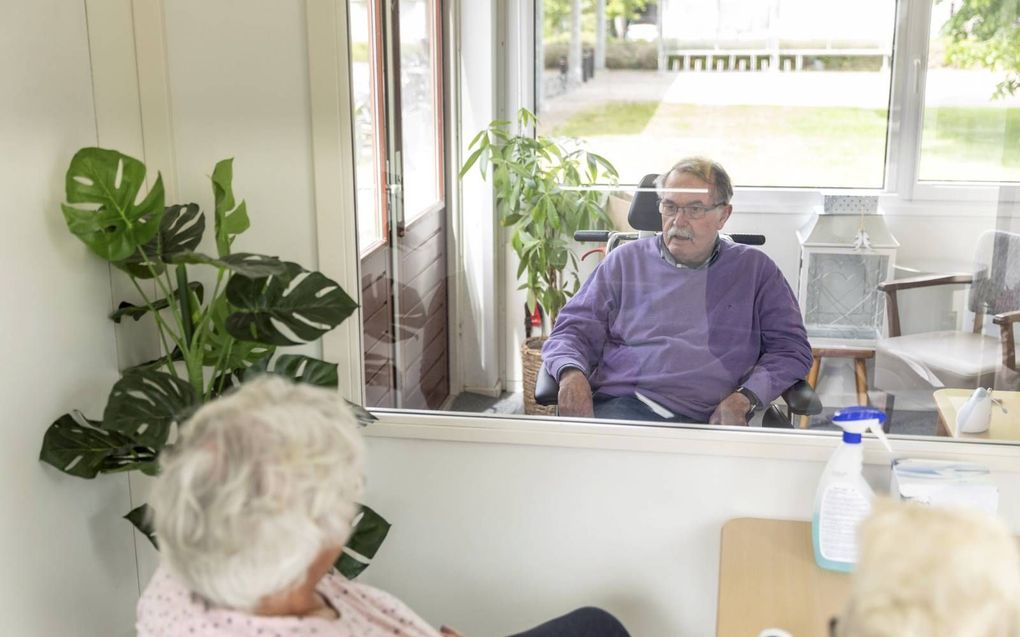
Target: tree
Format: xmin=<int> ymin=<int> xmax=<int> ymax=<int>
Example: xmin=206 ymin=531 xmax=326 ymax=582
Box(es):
xmin=940 ymin=0 xmax=1020 ymax=98
xmin=543 ymin=0 xmax=651 ymax=41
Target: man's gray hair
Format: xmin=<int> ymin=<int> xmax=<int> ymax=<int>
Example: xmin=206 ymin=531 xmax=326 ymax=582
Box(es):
xmin=149 ymin=376 xmax=365 ymax=611
xmin=654 ymin=157 xmax=734 ymax=204
xmin=837 ymin=499 xmax=1020 ymax=637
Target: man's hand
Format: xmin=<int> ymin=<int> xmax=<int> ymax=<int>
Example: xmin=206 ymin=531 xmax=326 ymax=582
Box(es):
xmin=558 ymin=368 xmax=594 ymax=417
xmin=709 ymin=391 xmax=752 ymax=426
xmin=440 ymin=626 xmax=465 ymax=637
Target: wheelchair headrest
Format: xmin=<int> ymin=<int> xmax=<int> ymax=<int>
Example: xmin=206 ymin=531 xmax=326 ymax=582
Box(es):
xmin=628 ymin=174 xmax=663 ymax=231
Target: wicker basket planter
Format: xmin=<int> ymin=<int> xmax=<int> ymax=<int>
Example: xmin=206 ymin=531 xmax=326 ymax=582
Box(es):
xmin=521 ymin=336 xmax=557 ymax=416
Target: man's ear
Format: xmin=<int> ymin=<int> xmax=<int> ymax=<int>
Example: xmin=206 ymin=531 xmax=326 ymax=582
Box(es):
xmin=716 ymin=204 xmax=733 ymax=229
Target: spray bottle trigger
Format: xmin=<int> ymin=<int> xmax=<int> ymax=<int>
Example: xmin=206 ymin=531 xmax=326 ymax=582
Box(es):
xmin=868 ymin=421 xmax=893 ymax=453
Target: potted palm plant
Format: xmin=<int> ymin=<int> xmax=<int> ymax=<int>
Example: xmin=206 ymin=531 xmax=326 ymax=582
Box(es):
xmin=39 ymin=147 xmax=388 ymax=578
xmin=460 ymin=108 xmax=618 ymax=414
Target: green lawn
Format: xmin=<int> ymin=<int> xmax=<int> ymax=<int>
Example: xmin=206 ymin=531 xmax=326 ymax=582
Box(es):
xmin=551 ymin=101 xmax=659 ymax=137
xmin=546 ymin=101 xmax=1019 ymax=186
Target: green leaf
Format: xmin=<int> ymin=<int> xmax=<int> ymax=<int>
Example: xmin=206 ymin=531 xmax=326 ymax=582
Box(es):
xmin=103 ymin=369 xmax=199 ymax=449
xmin=335 ymin=504 xmax=390 ymax=580
xmin=459 ymin=146 xmax=485 ymax=178
xmin=243 ymin=354 xmax=339 ymax=388
xmin=125 ymin=348 xmax=184 ymax=373
xmin=225 ymin=263 xmax=358 ymax=346
xmin=344 ymin=400 xmax=378 ymax=427
xmin=170 ymin=252 xmax=288 ymax=278
xmin=115 ymin=204 xmax=206 ymax=279
xmin=124 ymin=504 xmax=158 ymax=549
xmin=200 ymin=292 xmax=275 ymax=369
xmin=211 ymin=158 xmax=250 ymax=256
xmin=39 ymin=412 xmax=141 ymax=479
xmin=110 ymin=282 xmax=204 ymax=323
xmin=61 ymin=148 xmax=165 ymax=262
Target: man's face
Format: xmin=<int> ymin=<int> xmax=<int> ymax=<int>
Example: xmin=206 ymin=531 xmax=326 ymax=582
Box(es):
xmin=659 ymin=171 xmax=732 ymax=266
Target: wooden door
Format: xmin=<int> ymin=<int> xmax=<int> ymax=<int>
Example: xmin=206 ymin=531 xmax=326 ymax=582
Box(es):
xmin=350 ymin=0 xmax=448 ymax=409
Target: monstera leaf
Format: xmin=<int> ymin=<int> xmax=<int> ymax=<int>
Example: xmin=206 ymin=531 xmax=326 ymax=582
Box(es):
xmin=201 ymin=292 xmax=275 ymax=369
xmin=225 ymin=263 xmax=358 ymax=346
xmin=117 ymin=203 xmax=205 ymax=278
xmin=39 ymin=412 xmax=154 ymax=479
xmin=103 ymin=369 xmax=198 ymax=449
xmin=211 ymin=158 xmax=250 ymax=257
xmin=61 ymin=148 xmax=165 ymax=262
xmin=242 ymin=354 xmax=340 ymax=387
xmin=124 ymin=504 xmax=158 ymax=549
xmin=170 ymin=252 xmax=287 ymax=278
xmin=110 ymin=282 xmax=204 ymax=324
xmin=335 ymin=505 xmax=391 ymax=579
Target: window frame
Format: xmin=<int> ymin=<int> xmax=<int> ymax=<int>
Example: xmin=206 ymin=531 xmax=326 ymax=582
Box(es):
xmin=528 ymin=0 xmax=1016 ymax=209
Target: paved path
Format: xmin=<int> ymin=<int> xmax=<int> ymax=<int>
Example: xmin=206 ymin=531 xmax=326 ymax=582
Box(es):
xmin=539 ymin=68 xmax=1019 ymax=132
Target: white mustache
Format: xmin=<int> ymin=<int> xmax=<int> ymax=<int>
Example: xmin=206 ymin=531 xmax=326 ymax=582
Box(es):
xmin=667 ymin=226 xmax=693 ymax=240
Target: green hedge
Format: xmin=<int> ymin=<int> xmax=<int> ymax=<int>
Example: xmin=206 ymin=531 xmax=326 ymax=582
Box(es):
xmin=606 ymin=41 xmax=658 ymax=69
xmin=543 ymin=41 xmax=659 ymax=70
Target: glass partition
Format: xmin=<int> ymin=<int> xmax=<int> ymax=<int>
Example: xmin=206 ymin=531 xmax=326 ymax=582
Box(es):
xmin=331 ymin=0 xmax=1020 ymax=445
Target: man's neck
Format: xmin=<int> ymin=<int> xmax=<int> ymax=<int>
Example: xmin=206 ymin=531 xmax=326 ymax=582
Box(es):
xmin=658 ymin=235 xmax=721 ymax=270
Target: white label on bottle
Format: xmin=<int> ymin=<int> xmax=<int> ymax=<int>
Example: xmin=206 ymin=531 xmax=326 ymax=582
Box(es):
xmin=819 ymin=484 xmax=871 ymax=563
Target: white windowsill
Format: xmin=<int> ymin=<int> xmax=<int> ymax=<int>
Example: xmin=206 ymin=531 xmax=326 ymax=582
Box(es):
xmin=364 ymin=409 xmax=1020 ymax=471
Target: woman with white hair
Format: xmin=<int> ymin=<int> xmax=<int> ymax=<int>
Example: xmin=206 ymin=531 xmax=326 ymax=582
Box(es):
xmin=137 ymin=376 xmax=630 ymax=637
xmin=834 ymin=499 xmax=1020 ymax=637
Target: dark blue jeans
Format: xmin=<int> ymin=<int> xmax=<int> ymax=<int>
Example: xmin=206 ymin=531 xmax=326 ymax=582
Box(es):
xmin=507 ymin=607 xmax=631 ymax=637
xmin=593 ymin=392 xmax=700 ymax=423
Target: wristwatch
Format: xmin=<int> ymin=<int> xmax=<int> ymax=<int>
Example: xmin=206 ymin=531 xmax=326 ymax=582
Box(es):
xmin=735 ymin=386 xmax=762 ymax=420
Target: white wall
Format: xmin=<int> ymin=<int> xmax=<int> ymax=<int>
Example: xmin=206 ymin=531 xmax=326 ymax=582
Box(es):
xmin=359 ymin=416 xmax=1020 ymax=637
xmin=0 ymin=2 xmax=139 ymax=635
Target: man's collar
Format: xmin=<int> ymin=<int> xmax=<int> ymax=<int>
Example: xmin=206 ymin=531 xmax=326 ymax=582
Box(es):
xmin=658 ymin=235 xmax=721 ymax=270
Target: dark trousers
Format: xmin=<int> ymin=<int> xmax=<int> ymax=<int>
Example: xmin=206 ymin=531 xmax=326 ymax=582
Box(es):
xmin=593 ymin=392 xmax=700 ymax=423
xmin=507 ymin=607 xmax=631 ymax=637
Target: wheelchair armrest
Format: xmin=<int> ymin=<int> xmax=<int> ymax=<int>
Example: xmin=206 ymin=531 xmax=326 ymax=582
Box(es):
xmin=535 ymin=365 xmax=560 ymax=406
xmin=781 ymin=379 xmax=823 ymax=416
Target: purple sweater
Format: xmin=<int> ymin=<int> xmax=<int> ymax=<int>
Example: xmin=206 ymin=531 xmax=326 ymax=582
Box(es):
xmin=542 ymin=237 xmax=812 ymax=421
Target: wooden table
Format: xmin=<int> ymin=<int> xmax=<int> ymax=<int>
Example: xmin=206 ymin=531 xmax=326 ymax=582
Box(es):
xmin=933 ymin=388 xmax=1020 ymax=440
xmin=717 ymin=518 xmax=851 ymax=637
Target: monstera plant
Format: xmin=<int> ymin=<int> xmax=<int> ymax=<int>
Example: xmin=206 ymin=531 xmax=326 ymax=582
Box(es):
xmin=39 ymin=148 xmax=388 ymax=578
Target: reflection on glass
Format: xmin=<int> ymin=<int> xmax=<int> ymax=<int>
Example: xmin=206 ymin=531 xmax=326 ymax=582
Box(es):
xmin=346 ymin=1 xmax=1019 ymax=445
xmin=399 ymin=0 xmax=440 ymax=218
xmin=919 ymin=0 xmax=1019 ymax=183
xmin=349 ymin=0 xmax=385 ymax=249
xmin=535 ymin=0 xmax=896 ymax=187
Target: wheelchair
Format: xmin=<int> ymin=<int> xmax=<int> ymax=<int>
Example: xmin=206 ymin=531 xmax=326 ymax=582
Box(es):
xmin=534 ymin=173 xmax=822 ymax=428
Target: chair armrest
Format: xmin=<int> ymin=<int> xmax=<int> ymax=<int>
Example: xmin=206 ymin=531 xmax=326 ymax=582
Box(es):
xmin=993 ymin=311 xmax=1020 ymax=371
xmin=762 ymin=404 xmax=794 ymax=428
xmin=535 ymin=365 xmax=560 ymax=406
xmin=878 ymin=273 xmax=973 ymax=337
xmin=992 ymin=310 xmax=1020 ymax=326
xmin=781 ymin=380 xmax=823 ymax=416
xmin=877 ymin=273 xmax=973 ymax=293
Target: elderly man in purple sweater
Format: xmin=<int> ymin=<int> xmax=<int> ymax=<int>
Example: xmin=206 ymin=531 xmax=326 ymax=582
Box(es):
xmin=542 ymin=157 xmax=812 ymax=425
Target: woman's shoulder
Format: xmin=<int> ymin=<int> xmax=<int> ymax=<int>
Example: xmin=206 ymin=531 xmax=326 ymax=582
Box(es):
xmin=320 ymin=573 xmax=442 ymax=636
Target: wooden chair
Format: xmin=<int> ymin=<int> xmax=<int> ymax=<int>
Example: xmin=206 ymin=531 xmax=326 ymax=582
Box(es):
xmin=875 ymin=230 xmax=1020 ymax=394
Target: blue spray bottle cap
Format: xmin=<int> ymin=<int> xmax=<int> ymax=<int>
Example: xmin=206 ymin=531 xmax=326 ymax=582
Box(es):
xmin=832 ymin=406 xmax=892 ymax=451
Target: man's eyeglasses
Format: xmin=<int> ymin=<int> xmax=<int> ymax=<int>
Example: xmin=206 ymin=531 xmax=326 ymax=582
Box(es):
xmin=657 ymin=199 xmax=727 ymax=219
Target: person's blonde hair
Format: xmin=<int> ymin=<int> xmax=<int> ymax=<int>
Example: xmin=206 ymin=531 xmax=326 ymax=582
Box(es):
xmin=148 ymin=376 xmax=365 ymax=610
xmin=837 ymin=499 xmax=1020 ymax=637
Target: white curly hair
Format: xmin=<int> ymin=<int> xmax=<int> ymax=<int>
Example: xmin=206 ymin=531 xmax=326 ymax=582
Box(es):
xmin=837 ymin=499 xmax=1020 ymax=637
xmin=148 ymin=375 xmax=365 ymax=610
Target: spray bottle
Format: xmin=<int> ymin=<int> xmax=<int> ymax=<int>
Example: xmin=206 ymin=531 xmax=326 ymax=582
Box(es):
xmin=812 ymin=406 xmax=892 ymax=572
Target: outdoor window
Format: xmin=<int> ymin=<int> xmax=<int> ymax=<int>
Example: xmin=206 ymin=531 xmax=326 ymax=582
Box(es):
xmin=536 ymin=0 xmax=897 ymax=189
xmin=350 ymin=0 xmax=387 ymax=251
xmin=918 ymin=0 xmax=1019 ymax=184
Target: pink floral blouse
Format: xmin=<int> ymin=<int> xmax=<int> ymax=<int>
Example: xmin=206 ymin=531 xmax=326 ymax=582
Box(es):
xmin=137 ymin=567 xmax=443 ymax=637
